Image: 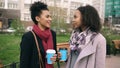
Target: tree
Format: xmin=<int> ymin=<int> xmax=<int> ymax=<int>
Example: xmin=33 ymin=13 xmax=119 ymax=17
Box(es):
xmin=11 ymin=19 xmax=25 ymax=35
xmin=48 ymin=6 xmax=71 ymax=34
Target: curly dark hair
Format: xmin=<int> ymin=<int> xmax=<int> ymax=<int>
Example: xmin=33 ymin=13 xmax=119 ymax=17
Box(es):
xmin=77 ymin=5 xmax=101 ymax=32
xmin=30 ymin=1 xmax=48 ymax=24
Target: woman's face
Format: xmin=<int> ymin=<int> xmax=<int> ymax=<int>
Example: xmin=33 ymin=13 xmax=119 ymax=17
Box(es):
xmin=36 ymin=10 xmax=52 ymax=30
xmin=72 ymin=10 xmax=82 ymax=29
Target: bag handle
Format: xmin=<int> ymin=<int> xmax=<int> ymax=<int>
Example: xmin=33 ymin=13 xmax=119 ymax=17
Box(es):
xmin=31 ymin=31 xmax=44 ymax=68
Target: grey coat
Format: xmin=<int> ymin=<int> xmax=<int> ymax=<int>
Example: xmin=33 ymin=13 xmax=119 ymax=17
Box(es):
xmin=66 ymin=33 xmax=106 ymax=68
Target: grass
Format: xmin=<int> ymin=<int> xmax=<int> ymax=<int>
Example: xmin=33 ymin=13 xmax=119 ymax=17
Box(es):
xmin=110 ymin=35 xmax=120 ymax=40
xmin=57 ymin=34 xmax=70 ymax=43
xmin=0 ymin=34 xmax=21 ymax=64
xmin=1 ymin=31 xmax=120 ymax=66
xmin=105 ymin=34 xmax=120 ymax=45
xmin=0 ymin=33 xmax=70 ymax=65
xmin=104 ymin=34 xmax=120 ymax=54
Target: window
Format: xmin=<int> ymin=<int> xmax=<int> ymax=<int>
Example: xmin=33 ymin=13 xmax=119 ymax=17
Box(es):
xmin=71 ymin=2 xmax=83 ymax=10
xmin=49 ymin=0 xmax=54 ymax=1
xmin=70 ymin=3 xmax=76 ymax=9
xmin=0 ymin=2 xmax=4 ymax=8
xmin=13 ymin=4 xmax=17 ymax=8
xmin=8 ymin=3 xmax=12 ymax=8
xmin=8 ymin=3 xmax=18 ymax=9
xmin=64 ymin=0 xmax=68 ymax=2
xmin=24 ymin=4 xmax=30 ymax=9
xmin=0 ymin=21 xmax=2 ymax=29
xmin=0 ymin=13 xmax=2 ymax=17
xmin=24 ymin=13 xmax=31 ymax=21
xmin=106 ymin=2 xmax=113 ymax=5
xmin=114 ymin=5 xmax=119 ymax=9
xmin=114 ymin=1 xmax=119 ymax=4
xmin=56 ymin=0 xmax=61 ymax=2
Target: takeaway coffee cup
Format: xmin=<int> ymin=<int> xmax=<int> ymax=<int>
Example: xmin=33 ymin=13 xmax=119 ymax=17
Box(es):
xmin=59 ymin=48 xmax=67 ymax=61
xmin=46 ymin=49 xmax=56 ymax=64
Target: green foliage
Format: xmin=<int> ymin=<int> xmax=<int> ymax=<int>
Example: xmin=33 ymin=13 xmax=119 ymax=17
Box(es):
xmin=101 ymin=26 xmax=120 ymax=53
xmin=11 ymin=19 xmax=25 ymax=35
xmin=102 ymin=26 xmax=120 ymax=44
xmin=48 ymin=6 xmax=72 ymax=34
xmin=101 ymin=27 xmax=112 ymax=45
xmin=0 ymin=34 xmax=70 ymax=65
xmin=11 ymin=19 xmax=19 ymax=29
xmin=0 ymin=34 xmax=21 ymax=64
xmin=57 ymin=34 xmax=70 ymax=43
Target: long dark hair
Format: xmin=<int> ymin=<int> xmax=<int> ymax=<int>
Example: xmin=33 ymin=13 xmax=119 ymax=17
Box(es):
xmin=77 ymin=5 xmax=101 ymax=32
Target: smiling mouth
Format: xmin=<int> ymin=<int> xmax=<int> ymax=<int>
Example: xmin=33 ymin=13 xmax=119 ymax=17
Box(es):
xmin=47 ymin=21 xmax=51 ymax=25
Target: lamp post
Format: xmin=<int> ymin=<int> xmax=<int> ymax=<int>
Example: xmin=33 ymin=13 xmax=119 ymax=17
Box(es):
xmin=108 ymin=15 xmax=112 ymax=31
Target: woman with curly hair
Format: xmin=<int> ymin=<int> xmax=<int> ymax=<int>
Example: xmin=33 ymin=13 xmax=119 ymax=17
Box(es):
xmin=66 ymin=5 xmax=106 ymax=68
xmin=20 ymin=1 xmax=59 ymax=68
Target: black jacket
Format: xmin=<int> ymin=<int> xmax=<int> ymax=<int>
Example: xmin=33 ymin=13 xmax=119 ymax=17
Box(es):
xmin=20 ymin=30 xmax=56 ymax=68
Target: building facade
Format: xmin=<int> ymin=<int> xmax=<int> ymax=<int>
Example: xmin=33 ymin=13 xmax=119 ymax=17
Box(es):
xmin=0 ymin=0 xmax=20 ymax=29
xmin=46 ymin=0 xmax=92 ymax=23
xmin=92 ymin=0 xmax=105 ymax=23
xmin=20 ymin=0 xmax=89 ymax=23
xmin=20 ymin=0 xmax=105 ymax=23
xmin=105 ymin=0 xmax=120 ymax=24
xmin=0 ymin=0 xmax=20 ymax=9
xmin=105 ymin=0 xmax=120 ymax=18
xmin=0 ymin=0 xmax=106 ymax=29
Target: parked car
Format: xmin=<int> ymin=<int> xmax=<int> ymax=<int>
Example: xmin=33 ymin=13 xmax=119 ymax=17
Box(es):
xmin=25 ymin=26 xmax=33 ymax=32
xmin=0 ymin=28 xmax=16 ymax=33
xmin=60 ymin=29 xmax=66 ymax=33
xmin=5 ymin=28 xmax=16 ymax=32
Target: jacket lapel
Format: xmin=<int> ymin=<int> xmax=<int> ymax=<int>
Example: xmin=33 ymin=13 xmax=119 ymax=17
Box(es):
xmin=75 ymin=33 xmax=99 ymax=62
xmin=75 ymin=41 xmax=96 ymax=64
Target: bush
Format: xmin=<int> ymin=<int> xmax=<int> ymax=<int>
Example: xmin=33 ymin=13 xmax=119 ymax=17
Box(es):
xmin=101 ymin=27 xmax=112 ymax=45
xmin=101 ymin=26 xmax=120 ymax=54
xmin=11 ymin=19 xmax=25 ymax=35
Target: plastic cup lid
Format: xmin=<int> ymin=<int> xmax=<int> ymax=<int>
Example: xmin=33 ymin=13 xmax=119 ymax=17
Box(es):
xmin=59 ymin=48 xmax=67 ymax=50
xmin=46 ymin=49 xmax=56 ymax=53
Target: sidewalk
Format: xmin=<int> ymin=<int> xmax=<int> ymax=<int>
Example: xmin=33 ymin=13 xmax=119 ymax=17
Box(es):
xmin=60 ymin=54 xmax=120 ymax=68
xmin=106 ymin=54 xmax=120 ymax=68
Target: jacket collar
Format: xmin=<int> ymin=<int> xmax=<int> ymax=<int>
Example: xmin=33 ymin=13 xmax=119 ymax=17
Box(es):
xmin=74 ymin=34 xmax=99 ymax=65
xmin=77 ymin=42 xmax=95 ymax=61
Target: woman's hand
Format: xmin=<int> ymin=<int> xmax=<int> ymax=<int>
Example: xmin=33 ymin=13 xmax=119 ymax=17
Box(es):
xmin=51 ymin=54 xmax=57 ymax=64
xmin=50 ymin=52 xmax=61 ymax=63
xmin=57 ymin=52 xmax=61 ymax=59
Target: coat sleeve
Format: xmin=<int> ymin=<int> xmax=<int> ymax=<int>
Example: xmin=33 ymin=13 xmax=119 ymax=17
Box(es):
xmin=95 ymin=36 xmax=106 ymax=68
xmin=54 ymin=32 xmax=57 ymax=52
xmin=20 ymin=33 xmax=33 ymax=68
xmin=51 ymin=30 xmax=57 ymax=52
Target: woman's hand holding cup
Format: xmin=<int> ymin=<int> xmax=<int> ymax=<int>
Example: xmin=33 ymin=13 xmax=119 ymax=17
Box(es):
xmin=50 ymin=54 xmax=57 ymax=64
xmin=46 ymin=49 xmax=56 ymax=64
